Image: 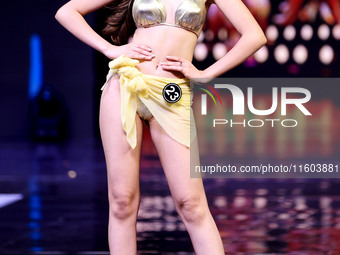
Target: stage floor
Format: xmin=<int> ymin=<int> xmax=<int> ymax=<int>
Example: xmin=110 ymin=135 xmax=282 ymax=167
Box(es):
xmin=1 ymin=139 xmax=340 ymax=254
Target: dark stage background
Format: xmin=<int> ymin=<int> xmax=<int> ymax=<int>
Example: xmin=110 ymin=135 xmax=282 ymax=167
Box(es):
xmin=1 ymin=0 xmax=340 ymax=254
xmin=1 ymin=0 xmax=339 ymax=143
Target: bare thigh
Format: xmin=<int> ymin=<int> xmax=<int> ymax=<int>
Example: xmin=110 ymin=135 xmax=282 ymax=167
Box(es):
xmin=148 ymin=117 xmax=208 ymax=214
xmin=99 ymin=75 xmax=143 ymax=204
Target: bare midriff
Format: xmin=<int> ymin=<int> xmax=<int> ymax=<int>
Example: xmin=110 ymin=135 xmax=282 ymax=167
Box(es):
xmin=130 ymin=26 xmax=198 ymax=79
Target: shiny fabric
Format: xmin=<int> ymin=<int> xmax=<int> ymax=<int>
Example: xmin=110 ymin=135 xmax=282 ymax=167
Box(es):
xmin=136 ymin=96 xmax=153 ymax=120
xmin=101 ymin=54 xmax=196 ymax=149
xmin=132 ymin=0 xmax=206 ymax=37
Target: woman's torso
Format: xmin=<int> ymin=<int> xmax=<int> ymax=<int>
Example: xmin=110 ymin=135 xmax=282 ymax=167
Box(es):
xmin=130 ymin=0 xmax=212 ymax=79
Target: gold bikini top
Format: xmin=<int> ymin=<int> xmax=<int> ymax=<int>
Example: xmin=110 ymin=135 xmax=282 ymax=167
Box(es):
xmin=132 ymin=0 xmax=207 ymax=37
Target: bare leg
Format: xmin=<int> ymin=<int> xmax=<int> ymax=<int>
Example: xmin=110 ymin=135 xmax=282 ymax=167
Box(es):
xmin=149 ymin=118 xmax=225 ymax=255
xmin=99 ymin=75 xmax=143 ymax=255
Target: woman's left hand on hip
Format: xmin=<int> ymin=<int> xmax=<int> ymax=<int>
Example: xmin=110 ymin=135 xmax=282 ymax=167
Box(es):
xmin=160 ymin=56 xmax=205 ymax=80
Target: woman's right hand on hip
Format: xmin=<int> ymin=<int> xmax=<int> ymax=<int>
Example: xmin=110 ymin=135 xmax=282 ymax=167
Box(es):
xmin=105 ymin=43 xmax=155 ymax=60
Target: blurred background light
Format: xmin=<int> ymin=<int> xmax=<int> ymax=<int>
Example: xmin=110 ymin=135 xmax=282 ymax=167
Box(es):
xmin=198 ymin=31 xmax=205 ymax=42
xmin=266 ymin=25 xmax=279 ymax=42
xmin=293 ymin=45 xmax=308 ymax=64
xmin=218 ymin=28 xmax=228 ymax=41
xmin=205 ymin=29 xmax=214 ymax=42
xmin=212 ymin=42 xmax=227 ymax=60
xmin=68 ymin=170 xmax=77 ymax=179
xmin=274 ymin=44 xmax=289 ymax=64
xmin=300 ymin=24 xmax=313 ymax=41
xmin=319 ymin=2 xmax=335 ymax=24
xmin=318 ymin=24 xmax=330 ymax=40
xmin=332 ymin=24 xmax=340 ymax=40
xmin=194 ymin=43 xmax=209 ymax=61
xmin=254 ymin=45 xmax=269 ymax=63
xmin=319 ymin=45 xmax=334 ymax=65
xmin=283 ymin=25 xmax=296 ymax=41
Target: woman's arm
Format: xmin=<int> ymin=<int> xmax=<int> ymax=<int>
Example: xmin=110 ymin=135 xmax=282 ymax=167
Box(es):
xmin=161 ymin=0 xmax=267 ymax=80
xmin=55 ymin=0 xmax=116 ymax=55
xmin=55 ymin=0 xmax=154 ymax=59
xmin=202 ymin=0 xmax=267 ymax=78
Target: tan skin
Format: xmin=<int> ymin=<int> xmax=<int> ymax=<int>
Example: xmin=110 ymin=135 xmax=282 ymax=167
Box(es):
xmin=55 ymin=0 xmax=267 ymax=254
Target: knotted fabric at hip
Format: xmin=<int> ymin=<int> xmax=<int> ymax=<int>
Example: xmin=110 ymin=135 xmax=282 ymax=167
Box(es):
xmin=101 ymin=54 xmax=148 ymax=149
xmin=101 ymin=54 xmax=195 ymax=150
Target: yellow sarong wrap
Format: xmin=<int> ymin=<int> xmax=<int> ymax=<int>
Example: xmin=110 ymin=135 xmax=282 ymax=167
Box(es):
xmin=101 ymin=54 xmax=196 ymax=149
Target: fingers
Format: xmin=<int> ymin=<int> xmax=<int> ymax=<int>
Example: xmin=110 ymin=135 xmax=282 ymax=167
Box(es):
xmin=160 ymin=62 xmax=183 ymax=72
xmin=166 ymin=56 xmax=182 ymax=62
xmin=125 ymin=43 xmax=155 ymax=60
xmin=126 ymin=53 xmax=154 ymax=60
xmin=161 ymin=56 xmax=183 ymax=68
xmin=160 ymin=56 xmax=201 ymax=79
xmin=134 ymin=44 xmax=152 ymax=52
xmin=132 ymin=44 xmax=155 ymax=59
xmin=131 ymin=44 xmax=155 ymax=60
xmin=160 ymin=61 xmax=182 ymax=66
xmin=160 ymin=56 xmax=184 ymax=71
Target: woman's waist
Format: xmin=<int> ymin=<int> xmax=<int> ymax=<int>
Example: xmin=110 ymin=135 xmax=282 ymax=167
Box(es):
xmin=130 ymin=30 xmax=195 ymax=79
xmin=135 ymin=60 xmax=183 ymax=79
xmin=133 ymin=50 xmax=193 ymax=79
xmin=135 ymin=62 xmax=191 ymax=87
xmin=132 ymin=26 xmax=197 ymax=50
xmin=114 ymin=59 xmax=192 ymax=96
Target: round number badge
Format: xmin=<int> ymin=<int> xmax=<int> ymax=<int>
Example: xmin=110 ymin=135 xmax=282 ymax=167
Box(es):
xmin=162 ymin=83 xmax=182 ymax=103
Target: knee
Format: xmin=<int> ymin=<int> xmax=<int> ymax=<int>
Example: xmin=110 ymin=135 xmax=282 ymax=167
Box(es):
xmin=109 ymin=191 xmax=139 ymax=221
xmin=176 ymin=196 xmax=208 ymax=224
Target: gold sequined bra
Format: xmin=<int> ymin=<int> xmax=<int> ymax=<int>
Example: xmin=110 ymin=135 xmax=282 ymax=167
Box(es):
xmin=132 ymin=0 xmax=207 ymax=37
